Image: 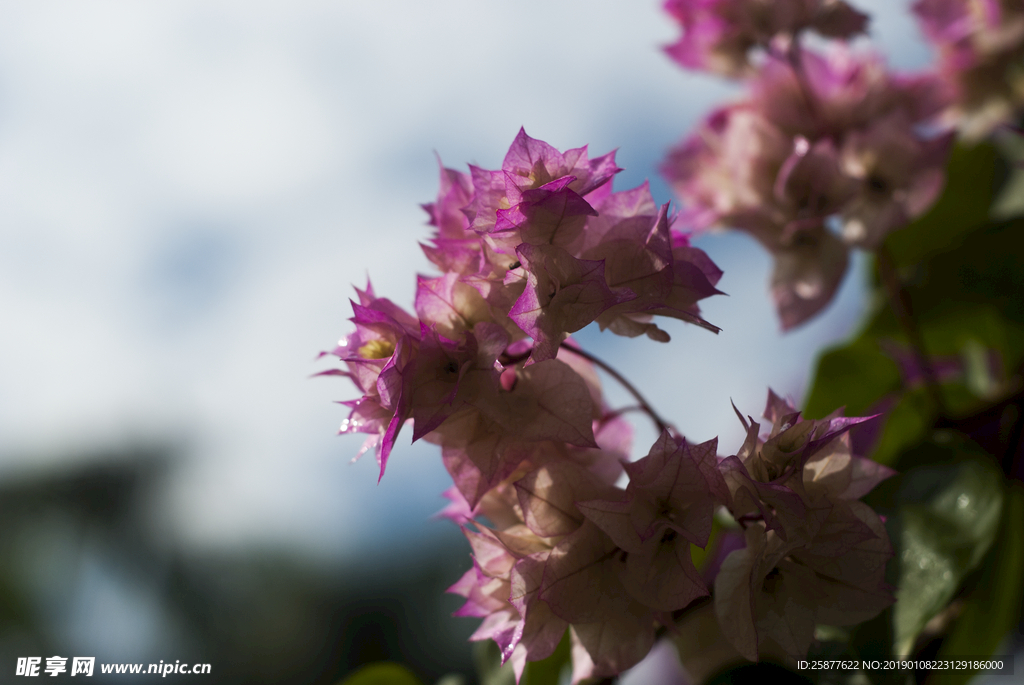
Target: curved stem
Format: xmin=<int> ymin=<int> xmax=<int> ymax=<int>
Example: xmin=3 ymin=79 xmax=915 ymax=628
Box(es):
xmin=876 ymin=245 xmax=948 ymax=416
xmin=654 ymin=595 xmax=714 ymax=642
xmin=559 ymin=342 xmax=672 ymax=435
xmin=601 ymin=404 xmax=646 ymax=422
xmin=767 ymin=31 xmax=824 ymax=138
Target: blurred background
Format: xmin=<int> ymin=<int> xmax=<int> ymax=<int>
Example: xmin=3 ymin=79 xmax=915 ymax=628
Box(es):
xmin=0 ymin=1 xmax=934 ymax=682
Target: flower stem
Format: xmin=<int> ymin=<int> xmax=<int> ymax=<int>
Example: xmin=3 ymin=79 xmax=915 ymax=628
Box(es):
xmin=785 ymin=36 xmax=821 ymax=124
xmin=876 ymin=245 xmax=948 ymax=416
xmin=559 ymin=341 xmax=673 ymax=435
xmin=768 ymin=31 xmax=824 ymax=136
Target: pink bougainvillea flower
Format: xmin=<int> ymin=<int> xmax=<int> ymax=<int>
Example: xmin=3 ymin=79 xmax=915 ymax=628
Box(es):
xmin=839 ymin=113 xmax=953 ymax=247
xmin=506 ymin=553 xmax=570 ymax=680
xmin=423 ymin=162 xmax=474 ymax=241
xmin=502 ymin=128 xmax=622 ymax=201
xmin=663 ymin=48 xmax=947 ymax=232
xmin=538 ymin=520 xmax=658 ymax=676
xmin=663 ymin=0 xmax=869 ymax=77
xmin=491 ymin=177 xmax=598 ymax=258
xmin=749 ymin=47 xmax=947 ymax=139
xmin=510 ymin=243 xmax=635 ymax=361
xmin=449 ymin=525 xmax=545 ymax=666
xmin=663 ymin=107 xmax=850 ymax=329
xmin=663 ymin=104 xmax=791 ymax=231
xmin=515 ymin=459 xmax=622 ymax=538
xmin=769 ymin=225 xmax=850 ymax=330
xmin=583 ymin=191 xmax=724 ymax=341
xmin=585 ymin=433 xmax=729 ymax=548
xmin=773 ymin=138 xmax=857 ymax=231
xmin=430 ymin=357 xmax=598 ymax=507
xmin=417 ymin=130 xmax=724 ymax=352
xmin=321 ymin=284 xmax=421 ymax=478
xmin=414 ymin=273 xmax=499 ymax=344
xmin=577 ymin=433 xmax=727 ymax=612
xmin=325 ymin=130 xmax=729 ymax=681
xmin=428 ymin=341 xmax=615 ymax=509
xmin=715 ymin=502 xmax=893 ymax=660
xmin=714 ymin=391 xmax=895 ymax=659
xmin=913 ymin=0 xmax=1024 ymax=137
xmin=364 ymin=316 xmax=515 ymax=481
xmin=730 ymin=390 xmax=889 ymax=504
xmin=466 ymin=129 xmax=619 ymax=240
xmin=662 ymin=46 xmax=950 ymax=328
xmin=420 ymin=162 xmax=489 ymax=277
xmin=447 ymin=429 xmax=636 ymax=682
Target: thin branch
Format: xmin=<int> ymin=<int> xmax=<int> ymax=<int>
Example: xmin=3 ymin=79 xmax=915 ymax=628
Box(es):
xmin=876 ymin=245 xmax=948 ymax=416
xmin=768 ymin=31 xmax=825 ymax=138
xmin=601 ymin=404 xmax=646 ymax=422
xmin=559 ymin=342 xmax=673 ymax=435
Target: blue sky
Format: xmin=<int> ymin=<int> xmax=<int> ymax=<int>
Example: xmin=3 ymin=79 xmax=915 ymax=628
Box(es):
xmin=0 ymin=0 xmax=933 ymax=564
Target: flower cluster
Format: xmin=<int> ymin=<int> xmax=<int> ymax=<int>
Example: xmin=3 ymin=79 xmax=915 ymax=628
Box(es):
xmin=660 ymin=1 xmax=955 ymax=329
xmin=321 ymin=131 xmax=894 ymax=679
xmin=444 ymin=390 xmax=893 ymax=679
xmin=315 ymin=0 xmax=1024 ymax=680
xmin=714 ymin=392 xmax=895 ymax=659
xmin=323 ymin=129 xmax=723 ymax=480
xmin=912 ymin=0 xmax=1024 ymax=138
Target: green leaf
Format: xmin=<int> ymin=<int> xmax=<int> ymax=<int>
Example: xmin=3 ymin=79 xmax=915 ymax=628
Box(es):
xmin=961 ymin=337 xmax=999 ymax=400
xmin=803 ymin=336 xmax=900 ymax=420
xmin=691 ymin=515 xmax=724 ymax=570
xmin=891 ymin=455 xmax=1005 ymax=658
xmin=990 ymin=167 xmax=1024 ymax=219
xmin=336 ymin=662 xmax=424 ymax=685
xmin=932 ymin=484 xmax=1024 ymax=685
xmin=870 ymin=390 xmax=933 ymax=467
xmin=890 ymin=218 xmax=1024 ymax=365
xmin=521 ymin=630 xmax=571 ymax=685
xmin=474 ymin=641 xmax=515 ymax=685
xmin=866 ymin=217 xmax=1024 ymax=345
xmin=884 ymin=142 xmax=1002 ymax=268
xmin=991 ymin=128 xmax=1024 ymax=219
xmin=473 ymin=631 xmax=571 ymax=685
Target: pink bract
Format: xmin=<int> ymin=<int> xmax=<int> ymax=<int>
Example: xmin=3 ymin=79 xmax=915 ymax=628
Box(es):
xmin=663 ymin=0 xmax=869 ymax=77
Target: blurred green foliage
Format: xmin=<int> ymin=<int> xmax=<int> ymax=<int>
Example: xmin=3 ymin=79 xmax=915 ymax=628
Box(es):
xmin=798 ymin=139 xmax=1024 ymax=684
xmin=337 ymin=662 xmax=424 ymax=685
xmin=933 ymin=485 xmax=1024 ymax=685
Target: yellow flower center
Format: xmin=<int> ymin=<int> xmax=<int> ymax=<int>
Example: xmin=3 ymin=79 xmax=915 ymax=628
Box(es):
xmin=358 ymin=339 xmax=395 ymax=359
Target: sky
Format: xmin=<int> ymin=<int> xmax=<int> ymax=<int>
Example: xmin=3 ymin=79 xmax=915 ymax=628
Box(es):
xmin=0 ymin=0 xmax=933 ymax=565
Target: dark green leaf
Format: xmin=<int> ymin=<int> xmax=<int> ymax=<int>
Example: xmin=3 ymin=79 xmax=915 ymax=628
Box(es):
xmin=891 ymin=455 xmax=1005 ymax=657
xmin=870 ymin=390 xmax=933 ymax=467
xmin=893 ymin=218 xmax=1024 ymax=362
xmin=884 ymin=142 xmax=1002 ymax=268
xmin=803 ymin=336 xmax=900 ymax=420
xmin=932 ymin=485 xmax=1024 ymax=685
